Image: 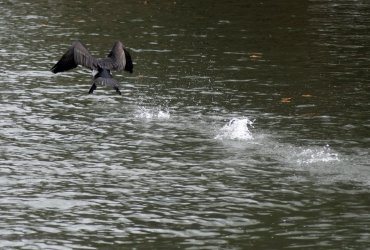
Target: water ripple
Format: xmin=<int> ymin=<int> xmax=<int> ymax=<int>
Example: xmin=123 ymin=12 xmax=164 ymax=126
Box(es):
xmin=1 ymin=0 xmax=370 ymax=249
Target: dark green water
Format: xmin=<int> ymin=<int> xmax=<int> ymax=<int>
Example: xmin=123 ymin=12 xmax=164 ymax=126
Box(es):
xmin=0 ymin=0 xmax=369 ymax=249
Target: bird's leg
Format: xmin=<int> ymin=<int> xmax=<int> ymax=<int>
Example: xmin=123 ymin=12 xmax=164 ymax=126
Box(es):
xmin=88 ymin=82 xmax=97 ymax=94
xmin=114 ymin=86 xmax=122 ymax=95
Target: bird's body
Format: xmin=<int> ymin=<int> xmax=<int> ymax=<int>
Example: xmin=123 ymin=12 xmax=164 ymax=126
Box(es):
xmin=51 ymin=41 xmax=133 ymax=95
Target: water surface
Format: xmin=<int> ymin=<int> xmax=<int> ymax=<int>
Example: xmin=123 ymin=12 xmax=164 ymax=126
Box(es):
xmin=0 ymin=0 xmax=369 ymax=249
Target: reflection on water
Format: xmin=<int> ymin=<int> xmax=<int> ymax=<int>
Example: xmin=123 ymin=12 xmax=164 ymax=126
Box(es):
xmin=1 ymin=0 xmax=370 ymax=249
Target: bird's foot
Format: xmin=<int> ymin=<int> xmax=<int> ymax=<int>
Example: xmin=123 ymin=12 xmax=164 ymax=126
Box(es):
xmin=114 ymin=87 xmax=122 ymax=95
xmin=88 ymin=83 xmax=97 ymax=94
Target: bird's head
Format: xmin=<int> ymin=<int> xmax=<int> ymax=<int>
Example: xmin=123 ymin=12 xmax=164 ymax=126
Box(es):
xmin=124 ymin=48 xmax=134 ymax=73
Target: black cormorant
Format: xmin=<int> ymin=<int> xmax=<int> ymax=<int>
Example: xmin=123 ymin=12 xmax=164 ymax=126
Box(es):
xmin=51 ymin=41 xmax=133 ymax=95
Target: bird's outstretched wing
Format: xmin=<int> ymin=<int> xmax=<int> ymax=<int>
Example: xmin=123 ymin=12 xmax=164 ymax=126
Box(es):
xmin=51 ymin=41 xmax=98 ymax=73
xmin=98 ymin=41 xmax=133 ymax=73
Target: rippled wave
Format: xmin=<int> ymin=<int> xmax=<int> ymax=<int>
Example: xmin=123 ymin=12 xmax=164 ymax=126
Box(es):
xmin=1 ymin=0 xmax=370 ymax=249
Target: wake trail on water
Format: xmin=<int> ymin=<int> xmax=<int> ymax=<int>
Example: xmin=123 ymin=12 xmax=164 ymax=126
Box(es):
xmin=213 ymin=117 xmax=343 ymax=169
xmin=127 ymin=105 xmax=352 ymax=182
xmin=290 ymin=144 xmax=340 ymax=165
xmin=134 ymin=106 xmax=170 ymax=120
xmin=119 ymin=104 xmax=345 ymax=174
xmin=211 ymin=116 xmax=370 ymax=185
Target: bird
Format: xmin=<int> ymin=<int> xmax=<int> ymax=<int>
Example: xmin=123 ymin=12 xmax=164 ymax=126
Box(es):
xmin=51 ymin=40 xmax=133 ymax=95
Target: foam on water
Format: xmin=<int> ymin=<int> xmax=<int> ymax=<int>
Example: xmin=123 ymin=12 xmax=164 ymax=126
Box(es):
xmin=294 ymin=144 xmax=340 ymax=165
xmin=215 ymin=117 xmax=254 ymax=141
xmin=135 ymin=106 xmax=170 ymax=120
xmin=280 ymin=144 xmax=370 ymax=186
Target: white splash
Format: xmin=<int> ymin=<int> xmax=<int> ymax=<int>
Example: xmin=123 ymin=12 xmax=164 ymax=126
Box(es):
xmin=215 ymin=117 xmax=254 ymax=141
xmin=157 ymin=110 xmax=170 ymax=119
xmin=135 ymin=106 xmax=170 ymax=120
xmin=295 ymin=145 xmax=340 ymax=165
